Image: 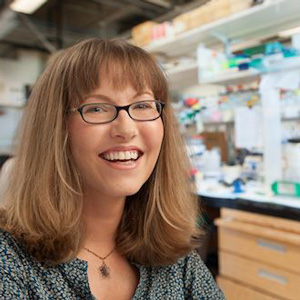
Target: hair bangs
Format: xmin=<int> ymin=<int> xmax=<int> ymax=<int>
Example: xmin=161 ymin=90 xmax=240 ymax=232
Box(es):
xmin=60 ymin=39 xmax=168 ymax=109
xmin=99 ymin=47 xmax=168 ymax=102
xmin=63 ymin=50 xmax=102 ymax=109
xmin=100 ymin=57 xmax=150 ymax=95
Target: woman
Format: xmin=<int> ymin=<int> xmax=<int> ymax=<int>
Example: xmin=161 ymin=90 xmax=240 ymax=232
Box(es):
xmin=0 ymin=38 xmax=225 ymax=299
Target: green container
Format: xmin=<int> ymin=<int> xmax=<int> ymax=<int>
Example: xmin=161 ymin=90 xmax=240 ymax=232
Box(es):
xmin=271 ymin=181 xmax=300 ymax=198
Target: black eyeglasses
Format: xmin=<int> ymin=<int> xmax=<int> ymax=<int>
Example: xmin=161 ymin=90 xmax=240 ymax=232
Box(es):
xmin=71 ymin=100 xmax=165 ymax=124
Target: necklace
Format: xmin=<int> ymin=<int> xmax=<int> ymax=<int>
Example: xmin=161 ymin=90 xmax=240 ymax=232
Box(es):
xmin=83 ymin=246 xmax=115 ymax=279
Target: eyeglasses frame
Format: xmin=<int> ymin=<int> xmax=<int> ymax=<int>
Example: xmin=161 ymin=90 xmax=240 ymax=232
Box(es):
xmin=70 ymin=100 xmax=165 ymax=124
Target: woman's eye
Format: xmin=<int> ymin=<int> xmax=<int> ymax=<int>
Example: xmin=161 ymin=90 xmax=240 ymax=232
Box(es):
xmin=133 ymin=103 xmax=153 ymax=110
xmin=85 ymin=106 xmax=105 ymax=114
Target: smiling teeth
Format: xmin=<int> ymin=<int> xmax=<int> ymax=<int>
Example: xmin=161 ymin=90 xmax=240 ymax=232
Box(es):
xmin=103 ymin=151 xmax=139 ymax=161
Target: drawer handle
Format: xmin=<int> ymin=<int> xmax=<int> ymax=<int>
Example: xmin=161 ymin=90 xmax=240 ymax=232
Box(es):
xmin=258 ymin=269 xmax=288 ymax=285
xmin=257 ymin=239 xmax=287 ymax=253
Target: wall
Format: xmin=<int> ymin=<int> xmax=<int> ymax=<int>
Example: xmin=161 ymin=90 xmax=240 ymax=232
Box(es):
xmin=0 ymin=50 xmax=47 ymax=154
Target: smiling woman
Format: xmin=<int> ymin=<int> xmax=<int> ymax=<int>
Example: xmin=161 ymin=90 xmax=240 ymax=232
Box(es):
xmin=0 ymin=39 xmax=225 ymax=299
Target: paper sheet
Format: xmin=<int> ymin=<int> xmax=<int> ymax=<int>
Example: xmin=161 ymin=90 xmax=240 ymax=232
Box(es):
xmin=234 ymin=106 xmax=263 ymax=150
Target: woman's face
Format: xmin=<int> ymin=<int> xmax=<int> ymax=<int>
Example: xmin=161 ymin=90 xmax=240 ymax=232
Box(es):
xmin=68 ymin=77 xmax=164 ymax=200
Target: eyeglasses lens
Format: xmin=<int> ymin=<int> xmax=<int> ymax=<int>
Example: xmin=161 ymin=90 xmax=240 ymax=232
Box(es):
xmin=82 ymin=104 xmax=115 ymax=123
xmin=129 ymin=101 xmax=161 ymax=121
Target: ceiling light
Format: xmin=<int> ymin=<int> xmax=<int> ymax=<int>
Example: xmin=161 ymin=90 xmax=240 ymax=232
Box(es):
xmin=279 ymin=26 xmax=300 ymax=38
xmin=10 ymin=0 xmax=48 ymax=14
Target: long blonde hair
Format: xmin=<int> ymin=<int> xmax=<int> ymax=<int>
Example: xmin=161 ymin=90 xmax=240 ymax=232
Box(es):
xmin=0 ymin=38 xmax=200 ymax=266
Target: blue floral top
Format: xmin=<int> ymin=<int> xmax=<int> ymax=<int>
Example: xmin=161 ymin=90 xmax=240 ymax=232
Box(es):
xmin=0 ymin=229 xmax=226 ymax=299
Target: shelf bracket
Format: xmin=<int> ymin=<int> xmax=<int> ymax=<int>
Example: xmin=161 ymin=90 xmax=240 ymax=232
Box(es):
xmin=211 ymin=32 xmax=232 ymax=57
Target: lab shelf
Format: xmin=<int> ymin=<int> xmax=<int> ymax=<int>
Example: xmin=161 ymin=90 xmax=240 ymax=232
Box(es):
xmin=146 ymin=0 xmax=300 ymax=57
xmin=165 ymin=62 xmax=198 ymax=90
xmin=0 ymin=101 xmax=24 ymax=108
xmin=166 ymin=56 xmax=300 ymax=87
xmin=199 ymin=68 xmax=260 ymax=85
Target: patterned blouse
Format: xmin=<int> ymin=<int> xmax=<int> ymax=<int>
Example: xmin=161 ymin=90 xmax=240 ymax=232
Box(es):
xmin=0 ymin=229 xmax=226 ymax=299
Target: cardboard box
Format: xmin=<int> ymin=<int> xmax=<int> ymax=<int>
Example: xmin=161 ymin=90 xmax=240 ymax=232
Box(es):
xmin=206 ymin=0 xmax=230 ymax=22
xmin=173 ymin=11 xmax=193 ymax=34
xmin=229 ymin=0 xmax=252 ymax=14
xmin=131 ymin=21 xmax=158 ymax=47
xmin=188 ymin=5 xmax=211 ymax=29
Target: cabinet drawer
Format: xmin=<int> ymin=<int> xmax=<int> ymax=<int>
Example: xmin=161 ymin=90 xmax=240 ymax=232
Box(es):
xmin=220 ymin=208 xmax=300 ymax=234
xmin=219 ymin=252 xmax=300 ymax=300
xmin=217 ymin=276 xmax=283 ymax=300
xmin=218 ymin=226 xmax=300 ymax=274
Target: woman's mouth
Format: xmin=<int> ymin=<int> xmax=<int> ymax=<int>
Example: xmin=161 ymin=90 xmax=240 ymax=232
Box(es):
xmin=99 ymin=150 xmax=143 ymax=165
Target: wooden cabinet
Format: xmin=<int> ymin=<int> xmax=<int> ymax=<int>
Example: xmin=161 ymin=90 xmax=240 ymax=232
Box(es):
xmin=218 ymin=277 xmax=280 ymax=300
xmin=215 ymin=208 xmax=300 ymax=300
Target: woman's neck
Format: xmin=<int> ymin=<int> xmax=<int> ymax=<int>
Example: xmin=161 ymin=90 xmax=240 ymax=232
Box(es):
xmin=81 ymin=191 xmax=126 ymax=252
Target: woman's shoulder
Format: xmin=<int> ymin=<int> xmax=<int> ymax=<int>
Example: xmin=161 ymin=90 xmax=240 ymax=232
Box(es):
xmin=148 ymin=251 xmax=225 ymax=299
xmin=0 ymin=228 xmax=28 ymax=267
xmin=1 ymin=228 xmax=22 ymax=248
xmin=168 ymin=250 xmax=213 ymax=280
xmin=1 ymin=228 xmax=20 ymax=251
xmin=0 ymin=229 xmax=29 ymax=296
xmin=177 ymin=251 xmax=225 ymax=299
xmin=139 ymin=250 xmax=212 ymax=279
xmin=178 ymin=250 xmax=213 ymax=275
xmin=133 ymin=251 xmax=225 ymax=299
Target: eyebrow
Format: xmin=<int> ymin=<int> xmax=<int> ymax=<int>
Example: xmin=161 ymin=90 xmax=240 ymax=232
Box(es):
xmin=85 ymin=91 xmax=154 ymax=102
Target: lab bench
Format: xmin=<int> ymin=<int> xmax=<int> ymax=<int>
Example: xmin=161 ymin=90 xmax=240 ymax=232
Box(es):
xmin=199 ymin=192 xmax=300 ymax=300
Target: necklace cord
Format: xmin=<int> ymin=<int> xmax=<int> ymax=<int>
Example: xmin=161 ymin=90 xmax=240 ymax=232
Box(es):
xmin=83 ymin=247 xmax=116 ymax=260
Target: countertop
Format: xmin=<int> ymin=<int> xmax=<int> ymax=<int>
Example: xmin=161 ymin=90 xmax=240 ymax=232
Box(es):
xmin=197 ymin=180 xmax=300 ymax=221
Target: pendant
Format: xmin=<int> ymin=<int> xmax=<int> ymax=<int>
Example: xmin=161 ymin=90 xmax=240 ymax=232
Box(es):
xmin=99 ymin=261 xmax=110 ymax=278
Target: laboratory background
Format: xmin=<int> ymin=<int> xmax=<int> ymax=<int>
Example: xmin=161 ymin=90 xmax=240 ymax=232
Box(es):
xmin=0 ymin=0 xmax=300 ymax=299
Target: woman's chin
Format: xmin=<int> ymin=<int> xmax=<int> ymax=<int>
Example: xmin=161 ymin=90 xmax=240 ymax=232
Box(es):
xmin=95 ymin=185 xmax=143 ymax=199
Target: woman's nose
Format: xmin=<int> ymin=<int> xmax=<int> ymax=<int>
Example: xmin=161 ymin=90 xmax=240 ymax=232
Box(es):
xmin=110 ymin=110 xmax=137 ymax=141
